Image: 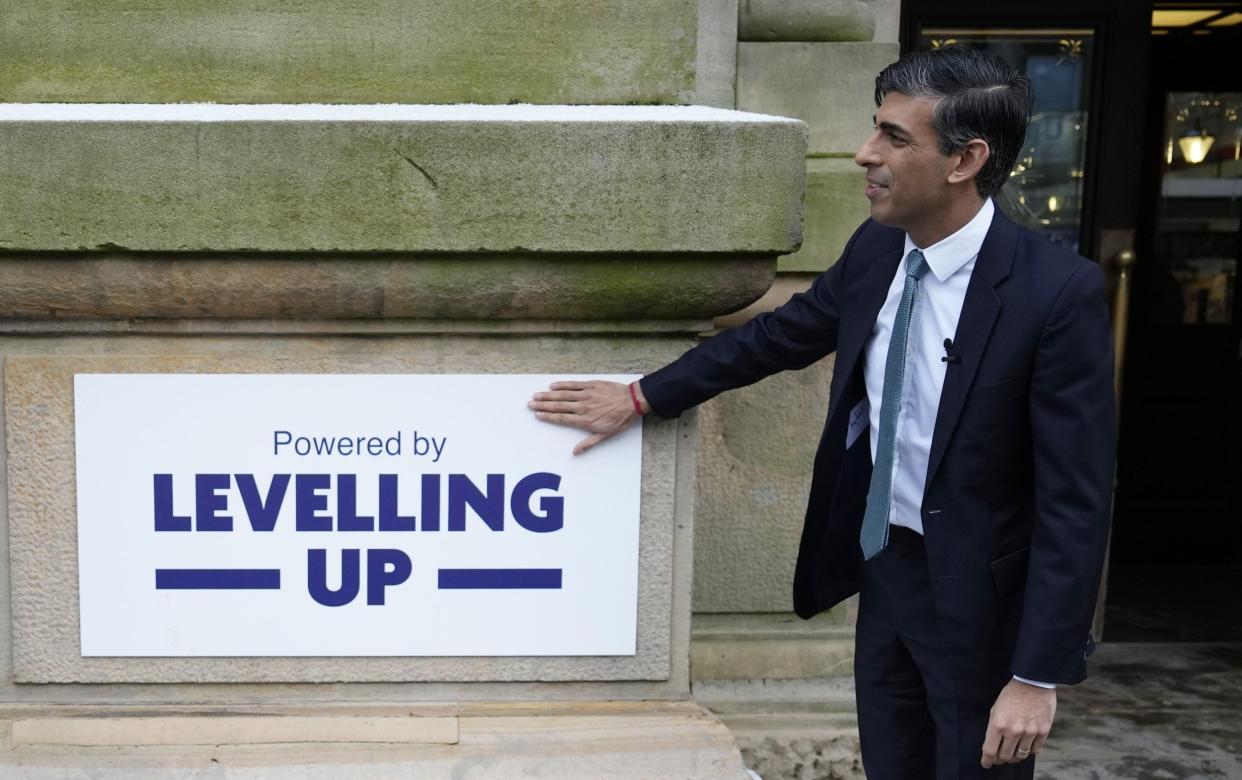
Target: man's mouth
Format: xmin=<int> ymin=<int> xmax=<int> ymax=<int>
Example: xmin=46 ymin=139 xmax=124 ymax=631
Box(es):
xmin=865 ymin=179 xmax=887 ymax=197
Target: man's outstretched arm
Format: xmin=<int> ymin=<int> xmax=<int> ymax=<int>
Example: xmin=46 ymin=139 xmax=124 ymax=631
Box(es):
xmin=529 ymin=220 xmax=874 ymax=453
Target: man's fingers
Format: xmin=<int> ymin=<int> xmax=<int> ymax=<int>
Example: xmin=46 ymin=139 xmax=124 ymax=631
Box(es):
xmin=533 ymin=391 xmax=591 ymax=404
xmin=528 ymin=400 xmax=580 ymax=413
xmin=982 ymin=681 xmax=1055 ymax=768
xmin=980 ymin=722 xmax=1002 ymax=768
xmin=1015 ymin=739 xmax=1037 ymax=762
xmin=997 ymin=730 xmax=1021 ymax=764
xmin=1031 ymin=731 xmax=1050 ymax=755
xmin=530 ymin=380 xmax=634 ymax=452
xmin=534 ymin=411 xmax=588 ymax=429
xmin=574 ymin=432 xmax=608 ymax=456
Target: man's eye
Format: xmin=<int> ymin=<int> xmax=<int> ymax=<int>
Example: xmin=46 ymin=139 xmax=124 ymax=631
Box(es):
xmin=889 ymin=134 xmax=907 ymax=146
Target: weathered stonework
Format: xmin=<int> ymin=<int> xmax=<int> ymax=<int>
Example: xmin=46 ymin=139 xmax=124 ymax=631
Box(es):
xmin=783 ymin=159 xmax=875 ymax=273
xmin=738 ymin=0 xmax=875 ymax=42
xmin=740 ymin=734 xmax=865 ymax=780
xmin=0 ymin=105 xmax=807 ymax=255
xmin=692 ymin=355 xmax=834 ymax=612
xmin=0 ymin=0 xmax=700 ymax=105
xmin=0 ymin=252 xmax=775 ymax=322
xmin=692 ymin=613 xmax=855 ymax=680
xmin=0 ymin=701 xmax=753 ymax=779
xmin=695 ymin=0 xmax=741 ymax=107
xmin=737 ymin=42 xmax=900 ymax=157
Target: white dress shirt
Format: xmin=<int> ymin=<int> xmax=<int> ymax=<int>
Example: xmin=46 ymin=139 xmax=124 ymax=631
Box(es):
xmin=860 ymin=199 xmax=1056 ymax=690
xmin=863 ymin=198 xmax=993 ymax=536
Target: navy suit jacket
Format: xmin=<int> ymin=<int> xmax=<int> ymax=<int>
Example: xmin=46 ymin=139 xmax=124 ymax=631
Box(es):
xmin=641 ymin=210 xmax=1115 ymax=688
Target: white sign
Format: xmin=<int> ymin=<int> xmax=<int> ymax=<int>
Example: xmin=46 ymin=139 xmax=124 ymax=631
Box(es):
xmin=73 ymin=374 xmax=642 ymax=657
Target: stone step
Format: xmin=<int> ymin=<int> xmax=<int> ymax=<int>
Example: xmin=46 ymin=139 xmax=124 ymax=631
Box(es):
xmin=691 ymin=615 xmax=863 ymax=779
xmin=0 ymin=701 xmax=754 ymax=779
xmin=700 ymin=697 xmax=862 ymax=780
xmin=691 ymin=612 xmax=857 ymax=681
xmin=695 ymin=677 xmax=856 ymax=709
xmin=697 ymin=687 xmax=863 ymax=780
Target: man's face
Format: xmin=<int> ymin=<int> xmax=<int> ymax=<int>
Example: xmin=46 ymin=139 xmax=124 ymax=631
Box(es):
xmin=854 ymin=91 xmax=957 ymax=233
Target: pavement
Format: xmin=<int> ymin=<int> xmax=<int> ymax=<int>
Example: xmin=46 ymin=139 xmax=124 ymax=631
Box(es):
xmin=1035 ymin=642 xmax=1242 ymax=779
xmin=702 ymin=642 xmax=1242 ymax=780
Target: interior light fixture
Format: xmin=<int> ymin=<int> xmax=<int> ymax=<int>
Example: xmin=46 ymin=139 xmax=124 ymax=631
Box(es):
xmin=1152 ymin=10 xmax=1222 ymax=27
xmin=1047 ymin=195 xmax=1060 ymax=213
xmin=1166 ymin=137 xmax=1174 ymax=164
xmin=1178 ymin=121 xmax=1216 ymax=164
xmin=1207 ymin=12 xmax=1242 ymax=26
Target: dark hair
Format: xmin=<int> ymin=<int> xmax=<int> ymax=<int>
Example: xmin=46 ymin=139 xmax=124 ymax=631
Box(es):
xmin=875 ymin=47 xmax=1033 ymax=198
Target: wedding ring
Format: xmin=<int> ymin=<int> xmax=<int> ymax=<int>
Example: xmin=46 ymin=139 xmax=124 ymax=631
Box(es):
xmin=1017 ymin=747 xmax=1031 ymax=755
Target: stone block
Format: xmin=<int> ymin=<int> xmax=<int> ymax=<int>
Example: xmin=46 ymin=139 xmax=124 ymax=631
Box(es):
xmin=693 ymin=0 xmax=740 ymax=108
xmin=0 ymin=252 xmax=775 ymax=323
xmin=2 ymin=337 xmax=696 ymax=687
xmin=690 ymin=356 xmax=832 ymax=612
xmin=691 ymin=614 xmax=855 ymax=680
xmin=0 ymin=702 xmax=753 ymax=779
xmin=691 ymin=277 xmax=835 ymax=611
xmin=738 ymin=0 xmax=874 ymax=42
xmin=0 ymin=0 xmax=700 ymax=104
xmin=0 ymin=105 xmax=807 ymax=255
xmin=868 ymin=0 xmax=902 ymax=43
xmin=780 ymin=158 xmax=871 ymax=273
xmin=737 ymin=42 xmax=899 ymax=155
xmin=10 ymin=714 xmax=460 ymax=747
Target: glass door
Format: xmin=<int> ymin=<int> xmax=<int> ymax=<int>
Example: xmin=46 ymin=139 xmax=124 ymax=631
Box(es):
xmin=1156 ymin=91 xmax=1241 ymax=328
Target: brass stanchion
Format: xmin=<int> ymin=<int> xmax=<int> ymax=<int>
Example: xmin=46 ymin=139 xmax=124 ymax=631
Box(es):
xmin=1093 ymin=247 xmax=1136 ymax=643
xmin=1112 ymin=248 xmax=1137 ymax=416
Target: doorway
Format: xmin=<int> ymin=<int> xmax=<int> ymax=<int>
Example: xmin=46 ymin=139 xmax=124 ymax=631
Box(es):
xmin=1109 ymin=9 xmax=1242 ymax=642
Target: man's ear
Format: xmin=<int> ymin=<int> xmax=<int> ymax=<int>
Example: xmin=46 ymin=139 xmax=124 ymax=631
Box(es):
xmin=947 ymin=139 xmax=991 ymax=186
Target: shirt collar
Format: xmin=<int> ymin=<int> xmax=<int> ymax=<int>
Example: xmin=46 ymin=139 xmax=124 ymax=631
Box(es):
xmin=903 ymin=198 xmax=995 ymax=283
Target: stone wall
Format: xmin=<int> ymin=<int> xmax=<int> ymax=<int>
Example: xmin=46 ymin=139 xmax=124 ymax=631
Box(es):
xmin=0 ymin=0 xmax=739 ymax=106
xmin=0 ymin=102 xmax=803 ymax=699
xmin=0 ymin=1 xmax=808 ymax=770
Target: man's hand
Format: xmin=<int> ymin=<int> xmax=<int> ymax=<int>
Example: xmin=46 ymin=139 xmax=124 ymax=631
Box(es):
xmin=529 ymin=380 xmax=648 ymax=455
xmin=981 ymin=678 xmax=1056 ymax=768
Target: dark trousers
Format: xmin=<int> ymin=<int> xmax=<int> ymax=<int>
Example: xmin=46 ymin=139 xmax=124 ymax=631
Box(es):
xmin=854 ymin=526 xmax=1035 ymax=780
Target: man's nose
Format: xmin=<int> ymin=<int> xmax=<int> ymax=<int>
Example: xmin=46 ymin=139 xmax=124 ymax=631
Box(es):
xmin=855 ymin=132 xmax=880 ymax=168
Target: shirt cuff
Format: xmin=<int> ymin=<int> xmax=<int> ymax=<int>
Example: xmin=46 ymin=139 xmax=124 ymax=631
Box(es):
xmin=1013 ymin=675 xmax=1057 ymax=689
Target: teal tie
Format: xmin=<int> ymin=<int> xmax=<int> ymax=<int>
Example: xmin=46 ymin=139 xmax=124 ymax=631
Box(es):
xmin=860 ymin=248 xmax=930 ymax=561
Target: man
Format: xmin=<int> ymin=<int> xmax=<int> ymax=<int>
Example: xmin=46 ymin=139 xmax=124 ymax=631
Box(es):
xmin=530 ymin=47 xmax=1114 ymax=778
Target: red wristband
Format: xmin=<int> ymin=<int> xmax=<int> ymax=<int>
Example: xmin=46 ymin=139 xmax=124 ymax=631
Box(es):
xmin=628 ymin=381 xmax=646 ymax=416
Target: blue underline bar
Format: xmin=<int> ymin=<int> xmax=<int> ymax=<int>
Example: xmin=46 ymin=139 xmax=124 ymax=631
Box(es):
xmin=155 ymin=569 xmax=281 ymax=590
xmin=438 ymin=568 xmax=562 ymax=589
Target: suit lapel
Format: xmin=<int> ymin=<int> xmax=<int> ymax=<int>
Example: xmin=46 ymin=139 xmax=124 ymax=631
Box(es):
xmin=924 ymin=209 xmax=1018 ymax=488
xmin=828 ymin=228 xmax=903 ymax=423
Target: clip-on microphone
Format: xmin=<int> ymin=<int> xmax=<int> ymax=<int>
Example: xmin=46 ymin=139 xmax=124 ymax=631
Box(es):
xmin=942 ymin=338 xmax=960 ymax=364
